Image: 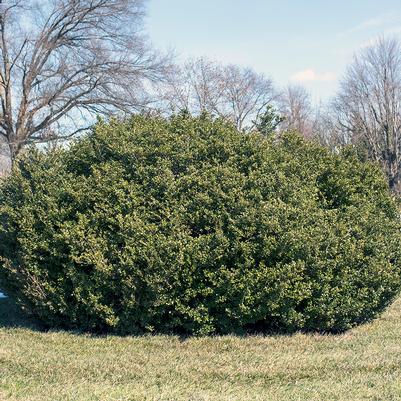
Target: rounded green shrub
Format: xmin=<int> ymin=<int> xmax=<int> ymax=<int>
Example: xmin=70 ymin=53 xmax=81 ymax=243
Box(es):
xmin=0 ymin=114 xmax=400 ymax=335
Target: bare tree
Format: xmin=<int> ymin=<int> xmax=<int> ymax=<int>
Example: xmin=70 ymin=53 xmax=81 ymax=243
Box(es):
xmin=312 ymin=103 xmax=341 ymax=149
xmin=0 ymin=0 xmax=169 ymax=167
xmin=278 ymin=84 xmax=314 ymax=138
xmin=221 ymin=64 xmax=277 ymax=131
xmin=332 ymin=37 xmax=401 ymax=192
xmin=159 ymin=57 xmax=276 ymax=131
xmin=159 ymin=58 xmax=223 ymax=116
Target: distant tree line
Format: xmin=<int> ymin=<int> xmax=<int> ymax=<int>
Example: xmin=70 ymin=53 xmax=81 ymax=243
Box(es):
xmin=0 ymin=1 xmax=401 ymax=193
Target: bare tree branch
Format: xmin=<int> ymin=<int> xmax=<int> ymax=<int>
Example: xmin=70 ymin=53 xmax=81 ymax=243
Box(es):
xmin=277 ymin=84 xmax=314 ymax=138
xmin=158 ymin=57 xmax=277 ymax=131
xmin=0 ymin=0 xmax=171 ymax=167
xmin=332 ymin=37 xmax=401 ymax=192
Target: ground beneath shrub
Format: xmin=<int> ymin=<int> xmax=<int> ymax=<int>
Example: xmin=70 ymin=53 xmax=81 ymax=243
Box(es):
xmin=1 ymin=297 xmax=401 ymax=400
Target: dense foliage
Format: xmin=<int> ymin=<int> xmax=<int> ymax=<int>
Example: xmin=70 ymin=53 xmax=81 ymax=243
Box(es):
xmin=0 ymin=114 xmax=400 ymax=335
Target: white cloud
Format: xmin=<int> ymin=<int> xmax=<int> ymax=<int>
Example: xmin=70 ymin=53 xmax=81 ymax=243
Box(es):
xmin=352 ymin=15 xmax=395 ymax=32
xmin=291 ymin=69 xmax=336 ymax=83
xmin=339 ymin=13 xmax=400 ymax=37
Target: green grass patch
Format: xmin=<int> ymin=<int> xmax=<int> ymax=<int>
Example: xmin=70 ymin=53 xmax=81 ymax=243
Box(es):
xmin=1 ymin=297 xmax=401 ymax=400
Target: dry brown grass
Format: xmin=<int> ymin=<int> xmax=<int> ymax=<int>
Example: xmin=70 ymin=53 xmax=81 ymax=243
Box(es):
xmin=1 ymin=296 xmax=401 ymax=400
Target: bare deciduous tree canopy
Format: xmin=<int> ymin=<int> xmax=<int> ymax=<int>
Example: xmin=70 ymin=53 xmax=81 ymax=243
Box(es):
xmin=159 ymin=57 xmax=276 ymax=131
xmin=278 ymin=84 xmax=314 ymax=137
xmin=0 ymin=0 xmax=169 ymax=168
xmin=333 ymin=37 xmax=401 ymax=191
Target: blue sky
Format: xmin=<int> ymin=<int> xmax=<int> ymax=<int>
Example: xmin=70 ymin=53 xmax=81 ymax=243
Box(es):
xmin=146 ymin=0 xmax=401 ymax=102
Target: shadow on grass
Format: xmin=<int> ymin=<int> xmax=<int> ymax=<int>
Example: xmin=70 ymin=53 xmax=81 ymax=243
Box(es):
xmin=0 ymin=296 xmax=43 ymax=331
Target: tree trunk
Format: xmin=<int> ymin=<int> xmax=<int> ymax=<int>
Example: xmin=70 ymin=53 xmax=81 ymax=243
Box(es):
xmin=0 ymin=137 xmax=11 ymax=177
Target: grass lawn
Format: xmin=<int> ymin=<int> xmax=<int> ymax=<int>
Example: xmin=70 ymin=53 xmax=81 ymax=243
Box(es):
xmin=1 ymin=297 xmax=401 ymax=400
